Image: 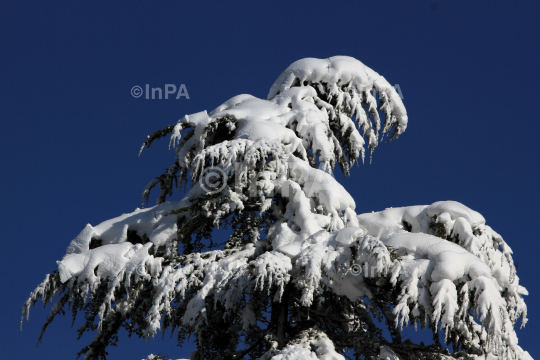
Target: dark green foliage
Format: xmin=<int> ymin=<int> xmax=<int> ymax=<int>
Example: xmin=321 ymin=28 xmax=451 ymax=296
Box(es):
xmin=429 ymin=216 xmax=448 ymax=239
xmin=140 ymin=125 xmax=176 ymax=154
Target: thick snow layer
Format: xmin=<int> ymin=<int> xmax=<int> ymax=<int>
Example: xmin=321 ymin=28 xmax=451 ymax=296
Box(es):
xmin=287 ymin=156 xmax=355 ymax=213
xmin=65 ymin=201 xmax=181 ymax=255
xmin=268 ymin=56 xmax=408 ymax=139
xmin=262 ymin=328 xmax=345 ymax=360
xmin=382 ymin=232 xmax=503 ymax=336
xmin=357 ymin=201 xmax=485 ymax=238
xmin=426 ymin=201 xmax=485 ymax=226
xmin=59 ymin=242 xmax=159 ymax=283
xmin=208 ymin=86 xmax=345 ymax=170
xmin=383 ymin=232 xmax=492 ymax=281
xmin=272 ymin=227 xmax=394 ymax=305
xmin=357 ymin=205 xmax=427 ymax=237
xmin=357 ymin=201 xmax=522 ymax=293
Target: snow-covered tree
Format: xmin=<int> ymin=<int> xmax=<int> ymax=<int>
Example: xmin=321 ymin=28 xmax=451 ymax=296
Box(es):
xmin=22 ymin=56 xmax=532 ymax=360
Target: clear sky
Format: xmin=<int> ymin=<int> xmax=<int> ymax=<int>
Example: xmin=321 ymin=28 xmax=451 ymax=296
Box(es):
xmin=1 ymin=1 xmax=539 ymax=359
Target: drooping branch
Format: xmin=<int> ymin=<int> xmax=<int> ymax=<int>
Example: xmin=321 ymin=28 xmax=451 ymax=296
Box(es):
xmin=139 ymin=124 xmax=176 ymax=156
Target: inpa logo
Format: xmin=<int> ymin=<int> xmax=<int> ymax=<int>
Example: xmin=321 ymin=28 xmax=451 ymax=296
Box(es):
xmin=131 ymin=84 xmax=190 ymax=99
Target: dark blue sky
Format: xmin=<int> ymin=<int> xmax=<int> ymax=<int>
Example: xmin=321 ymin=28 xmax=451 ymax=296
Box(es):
xmin=2 ymin=1 xmax=539 ymax=359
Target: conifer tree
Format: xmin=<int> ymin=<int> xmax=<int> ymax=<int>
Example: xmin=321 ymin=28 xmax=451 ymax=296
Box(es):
xmin=22 ymin=56 xmax=532 ymax=360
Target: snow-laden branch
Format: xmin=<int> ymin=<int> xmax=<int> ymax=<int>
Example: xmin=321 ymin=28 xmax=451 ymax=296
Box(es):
xmin=139 ymin=57 xmax=409 ymax=207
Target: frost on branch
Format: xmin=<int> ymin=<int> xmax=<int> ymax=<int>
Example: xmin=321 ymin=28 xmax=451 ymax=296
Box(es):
xmin=22 ymin=56 xmax=531 ymax=360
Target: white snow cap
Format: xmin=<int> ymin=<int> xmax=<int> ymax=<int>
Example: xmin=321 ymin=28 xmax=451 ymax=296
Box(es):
xmin=268 ymin=56 xmax=408 ymax=136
